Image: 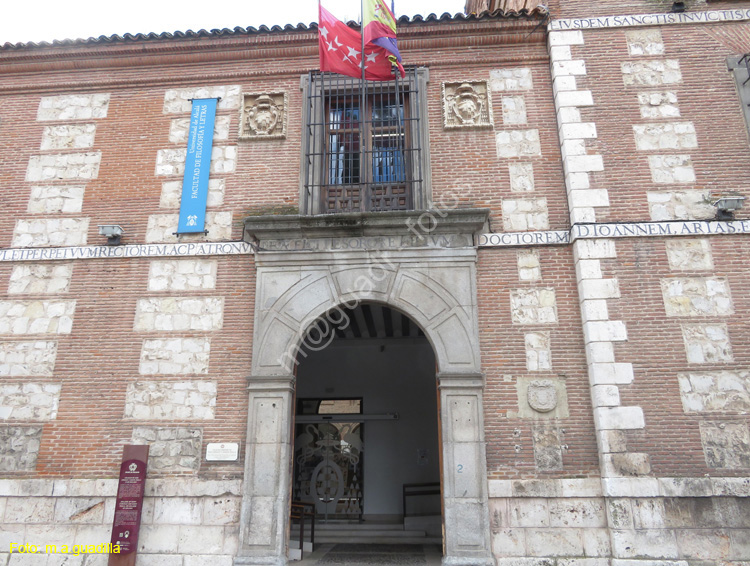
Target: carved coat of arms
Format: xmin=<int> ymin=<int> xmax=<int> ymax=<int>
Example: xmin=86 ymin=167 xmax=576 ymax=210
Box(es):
xmin=443 ymin=81 xmax=493 ymax=129
xmin=240 ymin=92 xmax=287 ymax=139
xmin=527 ymin=380 xmax=558 ymax=413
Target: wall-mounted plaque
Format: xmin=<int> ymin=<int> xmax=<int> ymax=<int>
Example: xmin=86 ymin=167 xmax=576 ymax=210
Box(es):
xmin=206 ymin=442 xmax=239 ymax=461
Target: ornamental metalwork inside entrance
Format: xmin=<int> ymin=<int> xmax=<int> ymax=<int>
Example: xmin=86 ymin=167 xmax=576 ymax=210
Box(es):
xmin=293 ymin=399 xmax=365 ymax=520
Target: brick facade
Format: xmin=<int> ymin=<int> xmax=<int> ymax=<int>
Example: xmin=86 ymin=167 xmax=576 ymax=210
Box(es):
xmin=0 ymin=1 xmax=749 ymax=565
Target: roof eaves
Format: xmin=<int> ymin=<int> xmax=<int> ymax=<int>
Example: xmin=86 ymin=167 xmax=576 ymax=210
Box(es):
xmin=0 ymin=9 xmax=548 ymax=51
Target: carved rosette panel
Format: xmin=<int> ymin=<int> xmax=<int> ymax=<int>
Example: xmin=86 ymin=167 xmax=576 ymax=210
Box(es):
xmin=239 ymin=92 xmax=287 ymax=140
xmin=442 ymin=81 xmax=493 ymax=129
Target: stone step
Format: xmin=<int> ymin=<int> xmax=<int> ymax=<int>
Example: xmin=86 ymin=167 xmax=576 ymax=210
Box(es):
xmin=314 ymin=522 xmax=406 ymax=532
xmin=315 ymin=528 xmax=427 ymax=537
xmin=313 ymin=525 xmax=437 ymax=546
xmin=288 ymin=541 xmax=313 ymax=561
xmin=293 ymin=520 xmax=441 ymax=547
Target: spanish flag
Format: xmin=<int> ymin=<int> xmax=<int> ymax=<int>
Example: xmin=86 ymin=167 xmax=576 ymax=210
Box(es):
xmin=362 ymin=0 xmax=405 ymax=78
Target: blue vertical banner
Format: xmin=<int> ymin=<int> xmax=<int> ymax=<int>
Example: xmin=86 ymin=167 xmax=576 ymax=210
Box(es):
xmin=177 ymin=98 xmax=218 ymax=234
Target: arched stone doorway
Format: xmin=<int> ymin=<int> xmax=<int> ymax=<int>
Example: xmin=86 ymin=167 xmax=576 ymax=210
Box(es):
xmin=292 ymin=303 xmax=440 ymax=536
xmin=235 ymin=210 xmax=494 ymax=566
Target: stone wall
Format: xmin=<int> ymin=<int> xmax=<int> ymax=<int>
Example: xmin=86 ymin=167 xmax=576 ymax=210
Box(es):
xmin=26 ymin=185 xmax=85 ymax=215
xmin=677 ymin=370 xmax=750 ymax=413
xmin=0 ymin=300 xmax=76 ymax=335
xmin=0 ymin=382 xmax=61 ymax=420
xmin=509 ymin=287 xmax=559 ymax=324
xmin=36 ymin=94 xmax=110 ymax=121
xmin=133 ymin=297 xmax=224 ymax=332
xmin=25 ymin=152 xmax=102 ymax=182
xmin=131 ymin=427 xmax=204 ymax=473
xmin=489 ymin=478 xmax=750 ymax=566
xmin=124 ymin=381 xmax=217 ymax=420
xmin=621 ymin=59 xmax=682 ymax=87
xmin=489 ymin=480 xmax=610 ymax=564
xmin=661 ymin=277 xmax=733 ymax=317
xmin=0 ymin=427 xmax=43 ymax=472
xmin=647 ymin=191 xmax=714 ymax=221
xmin=145 ymin=212 xmax=233 ymax=243
xmin=496 ymin=129 xmax=542 ymax=158
xmin=502 ymin=198 xmax=550 ymax=231
xmin=139 ymin=337 xmax=211 ymax=375
xmin=154 ymin=146 xmax=237 ymax=177
xmin=0 ymin=479 xmax=241 ymax=566
xmin=147 ymin=260 xmax=218 ymax=292
xmin=12 ymin=219 xmax=90 ymax=248
xmin=40 ymin=124 xmax=97 ymax=151
xmin=0 ymin=341 xmax=58 ymax=377
xmin=8 ymin=265 xmax=73 ymax=295
xmin=160 ymin=179 xmax=225 ymax=209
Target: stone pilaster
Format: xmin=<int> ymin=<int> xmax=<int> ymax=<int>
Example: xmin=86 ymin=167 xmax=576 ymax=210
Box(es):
xmin=439 ymin=373 xmax=495 ymax=566
xmin=235 ymin=376 xmax=295 ymax=566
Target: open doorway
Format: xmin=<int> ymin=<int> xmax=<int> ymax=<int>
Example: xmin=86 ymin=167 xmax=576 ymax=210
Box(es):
xmin=291 ymin=302 xmax=442 ymax=554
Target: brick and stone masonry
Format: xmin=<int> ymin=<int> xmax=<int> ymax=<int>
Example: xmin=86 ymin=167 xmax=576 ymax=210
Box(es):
xmin=0 ymin=1 xmax=749 ymax=565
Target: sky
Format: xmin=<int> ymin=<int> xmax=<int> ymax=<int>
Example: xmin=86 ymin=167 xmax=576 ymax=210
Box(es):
xmin=1 ymin=0 xmax=467 ymax=45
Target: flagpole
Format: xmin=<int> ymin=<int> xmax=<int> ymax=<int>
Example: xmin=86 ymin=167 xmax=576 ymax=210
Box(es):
xmin=387 ymin=0 xmax=406 ymax=207
xmin=360 ymin=0 xmax=367 ymax=204
xmin=361 ymin=0 xmax=366 ymax=84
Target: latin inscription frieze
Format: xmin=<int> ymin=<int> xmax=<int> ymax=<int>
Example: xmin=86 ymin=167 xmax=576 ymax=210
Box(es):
xmin=550 ymin=9 xmax=750 ymax=31
xmin=479 ymin=230 xmax=570 ymax=247
xmin=258 ymin=233 xmax=473 ymax=252
xmin=0 ymin=241 xmax=252 ymax=262
xmin=1 ymin=220 xmax=748 ymax=260
xmin=573 ymin=220 xmax=750 ymax=239
xmin=479 ymin=220 xmax=750 ymax=248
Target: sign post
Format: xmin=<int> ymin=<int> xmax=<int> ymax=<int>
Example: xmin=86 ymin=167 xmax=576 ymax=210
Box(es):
xmin=108 ymin=445 xmax=149 ymax=566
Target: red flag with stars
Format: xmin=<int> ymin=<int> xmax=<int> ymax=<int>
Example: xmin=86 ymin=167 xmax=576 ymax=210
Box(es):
xmin=318 ymin=4 xmax=402 ymax=81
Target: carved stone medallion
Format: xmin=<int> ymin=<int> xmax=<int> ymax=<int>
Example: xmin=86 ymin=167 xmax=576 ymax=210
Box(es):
xmin=527 ymin=379 xmax=558 ymax=413
xmin=443 ymin=81 xmax=493 ymax=129
xmin=239 ymin=92 xmax=287 ymax=140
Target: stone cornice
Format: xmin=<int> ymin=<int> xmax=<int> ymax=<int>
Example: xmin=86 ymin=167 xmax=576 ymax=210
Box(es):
xmin=243 ymin=208 xmax=490 ymax=243
xmin=0 ymin=51 xmax=551 ymax=95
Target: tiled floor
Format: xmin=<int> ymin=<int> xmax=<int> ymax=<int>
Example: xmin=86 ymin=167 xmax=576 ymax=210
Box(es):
xmin=295 ymin=543 xmax=443 ymax=565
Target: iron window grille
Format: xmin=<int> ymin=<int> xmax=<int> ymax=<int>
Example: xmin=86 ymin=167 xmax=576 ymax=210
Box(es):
xmin=728 ymin=54 xmax=750 ymax=141
xmin=740 ymin=53 xmax=750 ymax=87
xmin=301 ymin=68 xmax=428 ymax=214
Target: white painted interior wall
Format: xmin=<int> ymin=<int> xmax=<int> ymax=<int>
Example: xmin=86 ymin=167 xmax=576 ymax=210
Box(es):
xmin=296 ymin=336 xmax=440 ymax=517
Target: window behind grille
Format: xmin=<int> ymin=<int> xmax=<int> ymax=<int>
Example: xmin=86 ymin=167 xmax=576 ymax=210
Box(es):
xmin=302 ymin=68 xmax=424 ymax=214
